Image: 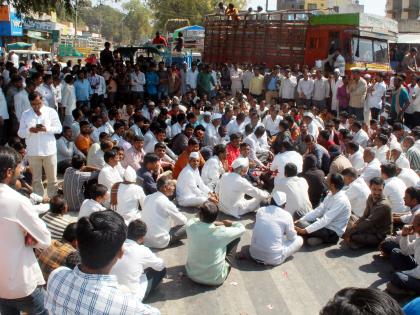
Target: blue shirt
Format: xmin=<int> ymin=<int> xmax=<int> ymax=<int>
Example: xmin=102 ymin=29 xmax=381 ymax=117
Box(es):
xmin=145 ymin=71 xmax=159 ymax=95
xmin=403 ymin=297 xmax=420 ymax=315
xmin=74 ymin=79 xmax=92 ymax=102
xmin=267 ymin=76 xmax=277 ymax=91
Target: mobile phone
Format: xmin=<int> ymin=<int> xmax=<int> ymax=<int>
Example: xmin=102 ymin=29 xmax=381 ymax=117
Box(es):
xmin=36 ymin=124 xmax=43 ymax=128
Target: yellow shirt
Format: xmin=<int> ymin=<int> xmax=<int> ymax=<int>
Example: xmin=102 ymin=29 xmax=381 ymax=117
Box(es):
xmin=249 ymin=74 xmax=265 ymax=96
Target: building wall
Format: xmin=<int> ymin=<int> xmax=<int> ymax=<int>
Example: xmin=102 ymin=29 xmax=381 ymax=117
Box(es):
xmin=327 ymin=0 xmax=364 ymax=13
xmin=304 ymin=0 xmax=328 ymax=10
xmin=277 ymin=0 xmax=305 ymax=10
xmin=386 ymin=0 xmax=419 ymax=20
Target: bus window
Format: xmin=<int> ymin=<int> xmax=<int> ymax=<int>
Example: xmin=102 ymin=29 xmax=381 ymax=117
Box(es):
xmin=373 ymin=40 xmax=389 ymax=63
xmin=352 ymin=37 xmax=373 ymax=63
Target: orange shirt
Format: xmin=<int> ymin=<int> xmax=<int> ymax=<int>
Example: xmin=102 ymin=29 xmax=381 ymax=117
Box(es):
xmin=75 ymin=134 xmax=92 ymax=156
xmin=172 ymin=150 xmax=205 ymax=179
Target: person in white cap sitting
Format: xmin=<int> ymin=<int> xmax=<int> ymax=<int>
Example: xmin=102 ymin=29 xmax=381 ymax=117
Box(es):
xmin=111 ymin=166 xmax=146 ymax=224
xmin=390 ymin=142 xmax=410 ymax=169
xmin=302 ymin=111 xmax=319 ymax=140
xmin=216 ymin=157 xmax=270 ymax=218
xmin=204 ymin=113 xmax=222 ymax=147
xmin=249 ymin=191 xmax=303 ymax=265
xmin=176 ymin=152 xmax=218 ymax=208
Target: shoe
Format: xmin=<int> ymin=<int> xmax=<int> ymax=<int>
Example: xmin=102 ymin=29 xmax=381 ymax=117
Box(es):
xmin=307 ymin=237 xmax=323 ymax=246
xmin=385 ymin=282 xmax=415 ymax=296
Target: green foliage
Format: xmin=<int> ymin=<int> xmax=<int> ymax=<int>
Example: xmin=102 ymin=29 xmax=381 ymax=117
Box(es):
xmin=122 ymin=0 xmax=153 ymax=44
xmin=6 ymin=0 xmax=74 ymax=16
xmin=148 ymin=0 xmax=247 ymax=32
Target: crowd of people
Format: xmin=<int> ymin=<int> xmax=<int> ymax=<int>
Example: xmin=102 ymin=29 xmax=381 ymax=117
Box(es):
xmin=1 ymin=40 xmax=420 ymax=314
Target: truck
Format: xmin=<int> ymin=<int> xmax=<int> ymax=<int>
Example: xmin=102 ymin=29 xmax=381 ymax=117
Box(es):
xmin=203 ymin=11 xmax=398 ymax=74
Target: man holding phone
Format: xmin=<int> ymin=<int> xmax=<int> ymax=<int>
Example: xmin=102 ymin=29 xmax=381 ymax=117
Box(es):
xmin=18 ymin=91 xmax=62 ymax=197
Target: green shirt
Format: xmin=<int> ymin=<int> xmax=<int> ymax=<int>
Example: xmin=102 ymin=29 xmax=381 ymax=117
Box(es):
xmin=391 ymin=87 xmax=409 ymax=113
xmin=186 ymin=218 xmax=245 ymax=285
xmin=197 ymin=72 xmax=214 ymax=94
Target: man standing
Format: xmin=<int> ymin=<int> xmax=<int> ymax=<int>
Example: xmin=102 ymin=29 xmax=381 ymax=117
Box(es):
xmin=249 ymin=67 xmax=265 ymax=102
xmin=344 ymin=177 xmax=392 ymax=249
xmin=264 ymin=65 xmax=281 ymax=104
xmin=0 ymin=147 xmax=51 ymax=314
xmin=18 ymin=92 xmax=62 ymax=197
xmin=347 ymin=69 xmax=367 ymax=121
xmin=100 ymin=42 xmax=114 ymax=68
xmin=401 ymin=47 xmax=418 ymax=73
xmin=279 ymin=68 xmax=297 ymax=104
xmin=230 ymin=63 xmax=243 ymax=96
xmin=186 ymin=202 xmax=245 ymax=286
xmin=312 ymin=69 xmax=330 ymax=110
xmin=297 ymin=69 xmax=314 ymax=107
xmin=186 ymin=62 xmax=199 ymax=92
xmin=368 ymin=72 xmax=387 ymax=120
xmin=391 ymin=76 xmax=410 ymax=122
xmin=295 ymin=174 xmax=351 ymax=246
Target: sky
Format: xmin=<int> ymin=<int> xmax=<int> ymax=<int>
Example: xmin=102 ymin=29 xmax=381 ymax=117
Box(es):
xmin=249 ymin=0 xmax=386 ymax=15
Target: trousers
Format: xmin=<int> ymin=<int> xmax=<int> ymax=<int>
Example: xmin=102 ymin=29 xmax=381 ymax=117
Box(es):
xmin=28 ymin=154 xmax=58 ymax=197
xmin=297 ymin=220 xmax=339 ymax=244
xmin=0 ymin=286 xmax=48 ymax=315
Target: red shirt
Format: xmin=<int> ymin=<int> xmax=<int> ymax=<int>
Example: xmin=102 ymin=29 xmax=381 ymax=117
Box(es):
xmin=226 ymin=143 xmax=240 ymax=170
xmin=152 ymin=36 xmax=168 ymax=47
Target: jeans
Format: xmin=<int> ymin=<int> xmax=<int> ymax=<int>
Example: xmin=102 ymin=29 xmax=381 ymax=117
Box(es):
xmin=370 ymin=108 xmax=381 ymax=120
xmin=158 ymin=85 xmax=168 ymax=100
xmin=297 ymin=220 xmax=339 ymax=244
xmin=380 ymin=238 xmax=400 ymax=256
xmin=391 ymin=272 xmax=420 ymax=293
xmin=144 ymin=268 xmax=167 ymax=299
xmin=390 ymin=248 xmax=417 ymax=271
xmin=0 ymin=286 xmax=48 ymax=315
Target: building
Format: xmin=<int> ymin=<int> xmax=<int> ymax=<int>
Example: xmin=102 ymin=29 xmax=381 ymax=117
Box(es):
xmin=304 ymin=0 xmax=328 ymax=10
xmin=328 ymin=0 xmax=364 ymax=13
xmin=386 ymin=0 xmax=420 ymax=20
xmin=277 ymin=0 xmax=305 ymax=10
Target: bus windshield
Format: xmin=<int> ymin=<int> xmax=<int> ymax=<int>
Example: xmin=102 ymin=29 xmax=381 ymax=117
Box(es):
xmin=352 ymin=37 xmax=389 ymax=63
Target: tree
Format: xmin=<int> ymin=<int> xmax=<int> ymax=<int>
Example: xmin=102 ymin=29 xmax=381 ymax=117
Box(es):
xmin=148 ymin=0 xmax=247 ymax=32
xmin=122 ymin=0 xmax=153 ymax=45
xmin=6 ymin=0 xmax=74 ymax=16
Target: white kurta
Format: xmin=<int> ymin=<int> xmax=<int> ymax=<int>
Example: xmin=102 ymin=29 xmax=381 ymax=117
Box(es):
xmin=116 ymin=183 xmax=146 ymax=224
xmin=349 ymin=150 xmax=365 ymax=173
xmin=201 ymin=156 xmax=225 ymax=191
xmin=78 ymin=199 xmax=106 ymax=219
xmin=176 ymin=165 xmax=211 ymax=207
xmin=343 ymin=177 xmax=371 ymax=217
xmin=398 ymin=168 xmax=420 ymax=188
xmin=330 ymin=77 xmax=343 ymax=111
xmin=204 ymin=123 xmax=219 ymax=148
xmin=360 ymin=158 xmax=381 ymax=184
xmin=374 ymin=145 xmax=389 ymax=164
xmin=98 ymin=164 xmax=123 ymax=193
xmin=142 ymin=191 xmax=188 ymax=248
xmin=384 ymin=177 xmax=407 ymax=213
xmin=273 ymin=176 xmax=312 ymax=216
xmin=216 ymin=172 xmax=269 ymax=218
xmin=270 ymin=150 xmax=303 ymax=185
xmin=250 ymin=205 xmax=303 ymax=265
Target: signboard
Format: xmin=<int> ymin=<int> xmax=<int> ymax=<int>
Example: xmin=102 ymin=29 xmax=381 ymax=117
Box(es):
xmin=0 ymin=5 xmax=10 ymax=21
xmin=23 ymin=19 xmax=58 ymax=32
xmin=52 ymin=30 xmax=60 ymax=42
xmin=0 ymin=10 xmax=23 ymax=36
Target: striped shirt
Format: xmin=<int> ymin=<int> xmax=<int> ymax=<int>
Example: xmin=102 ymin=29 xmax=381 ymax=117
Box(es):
xmin=407 ymin=141 xmax=420 ymax=172
xmin=63 ymin=167 xmax=98 ymax=212
xmin=45 ymin=266 xmax=160 ymax=315
xmin=42 ymin=213 xmax=72 ymax=240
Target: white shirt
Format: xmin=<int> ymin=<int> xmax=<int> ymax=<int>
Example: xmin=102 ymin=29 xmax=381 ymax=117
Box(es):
xmin=374 ymin=145 xmax=389 ymax=164
xmin=61 ymin=82 xmax=76 ymax=116
xmin=384 ymin=177 xmax=407 ymax=213
xmin=89 ymin=74 xmax=106 ymax=95
xmin=408 ymin=85 xmax=420 ymax=113
xmin=398 ymin=168 xmax=420 ymax=188
xmin=11 ymin=53 xmax=19 ymax=68
xmin=37 ymin=83 xmax=56 ymax=109
xmin=271 ymin=150 xmax=303 ymax=185
xmin=279 ymin=76 xmax=297 ymax=99
xmin=18 ymin=106 xmax=62 ymax=157
xmin=263 ymin=114 xmax=282 ymax=136
xmin=111 ymin=239 xmax=165 ymax=300
xmin=142 ymin=191 xmax=187 ymax=248
xmin=0 ymin=88 xmax=9 ymax=120
xmin=171 ymin=122 xmax=184 ymax=138
xmin=330 ymin=77 xmax=343 ymax=111
xmin=349 ymin=150 xmax=365 ymax=173
xmin=216 ymin=172 xmax=269 ymax=218
xmin=204 ymin=123 xmax=219 ymax=147
xmin=186 ymin=69 xmax=199 ymax=89
xmin=116 ymin=183 xmax=146 ymax=224
xmin=130 ymin=71 xmax=146 ymax=92
xmin=368 ymin=81 xmax=386 ymax=109
xmin=312 ymin=77 xmax=330 ymax=101
xmin=230 ymin=68 xmax=243 ymax=87
xmin=14 ymin=89 xmax=30 ymax=121
xmin=130 ymin=124 xmax=144 ymax=137
xmin=307 ymin=120 xmax=319 ymax=140
xmin=226 ymin=119 xmax=245 ymax=136
xmin=56 ymin=136 xmax=84 ymax=162
xmin=249 ymin=206 xmax=299 ymax=265
xmin=297 ymin=78 xmax=314 ymax=99
xmin=353 ymin=129 xmax=369 ymax=148
xmin=394 ymin=154 xmax=410 ymax=169
xmin=273 ymin=176 xmax=312 ymax=216
xmin=52 ymin=83 xmax=62 ymax=105
xmin=176 ymin=165 xmax=210 ymax=205
xmin=344 ymin=177 xmax=371 ymax=217
xmin=360 ymin=158 xmax=381 ymax=184
xmin=98 ymin=164 xmax=123 ymax=193
xmin=201 ymin=155 xmax=225 ymax=191
xmin=300 ymin=190 xmax=351 ymax=236
xmin=0 ymin=184 xmax=51 ymax=299
xmin=244 ymin=133 xmax=267 ymax=167
xmin=242 ymin=70 xmax=253 ymax=89
xmin=78 ymin=199 xmax=106 ymax=219
xmin=87 ymin=144 xmax=105 ymax=168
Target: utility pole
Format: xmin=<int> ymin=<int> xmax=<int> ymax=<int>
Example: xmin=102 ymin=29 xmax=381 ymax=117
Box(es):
xmin=74 ymin=0 xmax=78 ymax=47
xmin=266 ymin=0 xmax=269 ymax=11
